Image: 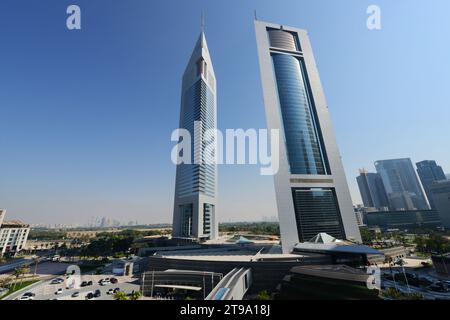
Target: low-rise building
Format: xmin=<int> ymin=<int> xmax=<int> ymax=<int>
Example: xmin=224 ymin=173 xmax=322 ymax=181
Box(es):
xmin=364 ymin=209 xmax=441 ymax=231
xmin=0 ymin=209 xmax=30 ymax=257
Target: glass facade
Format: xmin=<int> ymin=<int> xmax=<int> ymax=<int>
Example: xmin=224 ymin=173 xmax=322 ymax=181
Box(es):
xmin=177 ymin=78 xmax=216 ymax=198
xmin=179 ymin=204 xmax=193 ymax=237
xmin=375 ymin=159 xmax=429 ymax=211
xmin=416 ymin=160 xmax=447 ymax=209
xmin=291 ymin=188 xmax=345 ymax=242
xmin=271 ymin=53 xmax=329 ymax=175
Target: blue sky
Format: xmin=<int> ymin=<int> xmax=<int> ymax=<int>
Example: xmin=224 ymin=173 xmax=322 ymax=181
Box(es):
xmin=1 ymin=0 xmax=449 ymax=225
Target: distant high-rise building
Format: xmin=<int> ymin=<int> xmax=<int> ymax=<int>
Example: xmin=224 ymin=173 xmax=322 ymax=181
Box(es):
xmin=375 ymin=158 xmax=429 ymax=211
xmin=0 ymin=209 xmax=30 ymax=257
xmin=172 ymin=31 xmax=218 ymax=241
xmin=429 ymin=180 xmax=450 ymax=229
xmin=416 ymin=160 xmax=447 ymax=208
xmin=356 ymin=169 xmax=390 ymax=210
xmin=254 ymin=20 xmax=361 ymax=252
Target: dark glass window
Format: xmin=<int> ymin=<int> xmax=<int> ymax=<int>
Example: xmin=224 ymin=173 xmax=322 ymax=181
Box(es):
xmin=272 ymin=53 xmax=330 ymax=175
xmin=203 ymin=203 xmax=214 ymax=234
xmin=291 ymin=188 xmax=345 ymax=242
xmin=180 ymin=204 xmax=193 ymax=237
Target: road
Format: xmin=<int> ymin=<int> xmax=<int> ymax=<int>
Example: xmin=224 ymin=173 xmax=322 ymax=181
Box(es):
xmin=382 ymin=279 xmax=450 ymax=300
xmin=0 ymin=259 xmax=33 ymax=274
xmin=5 ymin=275 xmax=140 ymax=300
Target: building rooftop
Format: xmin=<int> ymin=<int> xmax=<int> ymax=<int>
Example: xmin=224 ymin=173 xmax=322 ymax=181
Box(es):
xmin=293 ymin=233 xmax=382 ymax=256
xmin=1 ymin=220 xmax=30 ymax=228
xmin=290 ymin=265 xmax=371 ymax=282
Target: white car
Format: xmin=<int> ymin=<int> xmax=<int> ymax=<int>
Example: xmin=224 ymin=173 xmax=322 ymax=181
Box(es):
xmin=19 ymin=295 xmax=34 ymax=300
xmin=100 ymin=280 xmax=111 ymax=286
xmin=51 ymin=278 xmax=64 ymax=285
xmin=55 ymin=288 xmax=63 ymax=295
xmin=106 ymin=288 xmax=114 ymax=295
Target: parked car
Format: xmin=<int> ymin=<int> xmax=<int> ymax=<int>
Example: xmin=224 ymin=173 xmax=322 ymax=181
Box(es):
xmin=100 ymin=279 xmax=111 ymax=286
xmin=94 ymin=289 xmax=101 ymax=298
xmin=80 ymin=281 xmax=88 ymax=287
xmin=55 ymin=288 xmax=63 ymax=295
xmin=85 ymin=292 xmax=94 ymax=300
xmin=71 ymin=292 xmax=80 ymax=298
xmin=106 ymin=288 xmax=114 ymax=295
xmin=110 ymin=278 xmax=118 ymax=284
xmin=113 ymin=287 xmax=121 ymax=293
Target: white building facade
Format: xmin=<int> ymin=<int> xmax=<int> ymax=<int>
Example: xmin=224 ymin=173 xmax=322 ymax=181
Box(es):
xmin=254 ymin=21 xmax=361 ymax=253
xmin=0 ymin=209 xmax=30 ymax=256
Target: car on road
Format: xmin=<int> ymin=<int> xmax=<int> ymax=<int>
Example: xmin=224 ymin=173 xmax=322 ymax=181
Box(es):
xmin=106 ymin=288 xmax=114 ymax=295
xmin=110 ymin=278 xmax=118 ymax=284
xmin=51 ymin=278 xmax=64 ymax=285
xmin=85 ymin=292 xmax=94 ymax=300
xmin=19 ymin=292 xmax=35 ymax=300
xmin=55 ymin=288 xmax=63 ymax=295
xmin=72 ymin=292 xmax=80 ymax=298
xmin=113 ymin=287 xmax=120 ymax=293
xmin=94 ymin=289 xmax=101 ymax=298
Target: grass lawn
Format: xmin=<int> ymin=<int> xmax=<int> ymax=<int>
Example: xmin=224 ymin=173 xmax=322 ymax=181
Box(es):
xmin=0 ymin=279 xmax=39 ymax=300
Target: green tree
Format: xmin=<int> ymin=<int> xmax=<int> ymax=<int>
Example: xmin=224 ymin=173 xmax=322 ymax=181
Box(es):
xmin=12 ymin=266 xmax=29 ymax=290
xmin=113 ymin=291 xmax=129 ymax=300
xmin=130 ymin=291 xmax=142 ymax=300
xmin=359 ymin=227 xmax=373 ymax=245
xmin=256 ymin=290 xmax=271 ymax=300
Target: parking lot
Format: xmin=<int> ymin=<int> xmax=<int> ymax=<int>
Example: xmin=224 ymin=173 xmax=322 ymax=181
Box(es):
xmin=5 ymin=274 xmax=140 ymax=300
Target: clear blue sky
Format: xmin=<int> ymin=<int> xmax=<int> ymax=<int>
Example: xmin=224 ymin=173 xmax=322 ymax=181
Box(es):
xmin=1 ymin=0 xmax=449 ymax=225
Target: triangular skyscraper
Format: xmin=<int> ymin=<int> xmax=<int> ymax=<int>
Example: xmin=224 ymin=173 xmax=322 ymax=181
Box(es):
xmin=172 ymin=32 xmax=218 ymax=240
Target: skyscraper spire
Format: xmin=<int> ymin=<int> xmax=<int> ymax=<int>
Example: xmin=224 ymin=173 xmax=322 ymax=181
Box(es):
xmin=201 ymin=10 xmax=205 ymax=33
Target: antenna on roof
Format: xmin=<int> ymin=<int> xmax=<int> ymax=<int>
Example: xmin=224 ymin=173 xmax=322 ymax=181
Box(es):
xmin=201 ymin=10 xmax=205 ymax=33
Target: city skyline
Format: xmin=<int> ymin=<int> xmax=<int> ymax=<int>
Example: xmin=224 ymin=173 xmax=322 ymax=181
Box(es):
xmin=1 ymin=1 xmax=450 ymax=225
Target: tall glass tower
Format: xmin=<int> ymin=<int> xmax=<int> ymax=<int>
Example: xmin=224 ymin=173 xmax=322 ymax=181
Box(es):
xmin=416 ymin=160 xmax=446 ymax=209
xmin=172 ymin=32 xmax=218 ymax=241
xmin=375 ymin=158 xmax=429 ymax=211
xmin=254 ymin=21 xmax=361 ymax=253
xmin=356 ymin=169 xmax=390 ymax=210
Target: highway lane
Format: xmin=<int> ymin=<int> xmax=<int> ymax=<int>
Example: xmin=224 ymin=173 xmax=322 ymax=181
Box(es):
xmin=0 ymin=259 xmax=32 ymax=274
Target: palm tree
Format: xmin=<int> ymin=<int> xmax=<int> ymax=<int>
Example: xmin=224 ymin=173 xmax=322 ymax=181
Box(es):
xmin=395 ymin=259 xmax=411 ymax=293
xmin=130 ymin=291 xmax=142 ymax=300
xmin=113 ymin=291 xmax=129 ymax=300
xmin=12 ymin=266 xmax=26 ymax=291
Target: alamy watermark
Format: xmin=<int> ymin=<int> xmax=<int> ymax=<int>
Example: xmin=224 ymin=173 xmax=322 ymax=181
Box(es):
xmin=367 ymin=5 xmax=381 ymax=30
xmin=171 ymin=121 xmax=280 ymax=176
